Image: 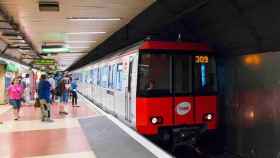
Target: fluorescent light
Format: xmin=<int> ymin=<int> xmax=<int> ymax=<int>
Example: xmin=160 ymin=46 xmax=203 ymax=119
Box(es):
xmin=68 ymin=47 xmax=89 ymax=49
xmin=66 ymin=41 xmax=96 ymax=43
xmin=66 ymin=32 xmax=106 ymax=35
xmin=42 ymin=47 xmax=70 ymax=53
xmin=67 ymin=17 xmax=121 ymax=21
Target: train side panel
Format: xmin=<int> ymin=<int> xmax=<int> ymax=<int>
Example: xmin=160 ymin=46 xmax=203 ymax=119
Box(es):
xmin=75 ymin=49 xmax=139 ymax=128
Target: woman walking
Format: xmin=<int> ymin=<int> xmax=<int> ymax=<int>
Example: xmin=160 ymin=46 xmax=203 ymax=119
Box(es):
xmin=71 ymin=78 xmax=79 ymax=107
xmin=8 ymin=78 xmax=24 ymax=120
xmin=58 ymin=79 xmax=68 ymax=115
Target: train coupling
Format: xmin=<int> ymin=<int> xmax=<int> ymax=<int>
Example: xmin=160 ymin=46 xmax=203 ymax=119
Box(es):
xmin=158 ymin=124 xmax=207 ymax=152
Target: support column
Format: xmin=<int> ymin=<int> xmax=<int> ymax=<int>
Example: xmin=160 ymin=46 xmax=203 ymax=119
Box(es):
xmin=0 ymin=64 xmax=5 ymax=105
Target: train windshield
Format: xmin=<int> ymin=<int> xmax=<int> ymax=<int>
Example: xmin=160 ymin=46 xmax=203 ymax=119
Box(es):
xmin=194 ymin=56 xmax=218 ymax=94
xmin=138 ymin=53 xmax=172 ymax=96
xmin=137 ymin=53 xmax=217 ymax=97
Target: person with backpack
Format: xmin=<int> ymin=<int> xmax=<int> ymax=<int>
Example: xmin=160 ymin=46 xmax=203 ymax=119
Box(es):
xmin=48 ymin=74 xmax=56 ymax=104
xmin=38 ymin=74 xmax=53 ymax=122
xmin=70 ymin=78 xmax=79 ymax=107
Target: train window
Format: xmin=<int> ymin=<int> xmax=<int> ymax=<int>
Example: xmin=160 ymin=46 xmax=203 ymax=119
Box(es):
xmin=138 ymin=53 xmax=171 ymax=96
xmin=82 ymin=72 xmax=86 ymax=83
xmin=86 ymin=70 xmax=91 ymax=83
xmin=89 ymin=70 xmax=93 ymax=84
xmin=116 ymin=63 xmax=123 ymax=91
xmin=92 ymin=69 xmax=98 ymax=85
xmin=194 ymin=56 xmax=217 ymax=94
xmin=117 ymin=64 xmax=123 ymax=71
xmin=101 ymin=66 xmax=109 ymax=88
xmin=97 ymin=68 xmax=101 ymax=86
xmin=174 ymin=55 xmax=192 ymax=95
xmin=112 ymin=64 xmax=117 ymax=89
xmin=108 ymin=65 xmax=114 ymax=89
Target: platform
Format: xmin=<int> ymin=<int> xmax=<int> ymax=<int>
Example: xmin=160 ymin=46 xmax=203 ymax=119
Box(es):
xmin=0 ymin=96 xmax=171 ymax=158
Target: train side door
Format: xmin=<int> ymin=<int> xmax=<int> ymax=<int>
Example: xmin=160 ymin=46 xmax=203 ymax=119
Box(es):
xmin=125 ymin=57 xmax=134 ymax=122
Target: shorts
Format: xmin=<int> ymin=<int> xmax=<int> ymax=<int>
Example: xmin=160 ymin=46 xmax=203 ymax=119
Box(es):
xmin=9 ymin=99 xmax=21 ymax=109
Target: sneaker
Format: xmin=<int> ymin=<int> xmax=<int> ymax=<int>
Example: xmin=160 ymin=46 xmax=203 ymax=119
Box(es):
xmin=14 ymin=118 xmax=18 ymax=121
xmin=62 ymin=111 xmax=68 ymax=115
xmin=59 ymin=111 xmax=64 ymax=115
xmin=45 ymin=118 xmax=54 ymax=123
xmin=59 ymin=111 xmax=68 ymax=115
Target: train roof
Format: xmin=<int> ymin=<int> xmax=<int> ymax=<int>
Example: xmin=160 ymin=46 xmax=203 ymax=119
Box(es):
xmin=139 ymin=41 xmax=213 ymax=52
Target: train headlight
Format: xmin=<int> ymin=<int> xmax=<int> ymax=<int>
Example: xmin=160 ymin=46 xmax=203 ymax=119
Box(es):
xmin=151 ymin=117 xmax=158 ymax=124
xmin=150 ymin=116 xmax=163 ymax=125
xmin=204 ymin=113 xmax=214 ymax=121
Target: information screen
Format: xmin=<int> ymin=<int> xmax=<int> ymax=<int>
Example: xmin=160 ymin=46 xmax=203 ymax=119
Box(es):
xmin=195 ymin=56 xmax=209 ymax=64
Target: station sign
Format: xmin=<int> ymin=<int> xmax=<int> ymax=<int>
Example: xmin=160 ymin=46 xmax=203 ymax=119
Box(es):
xmin=33 ymin=59 xmax=56 ymax=65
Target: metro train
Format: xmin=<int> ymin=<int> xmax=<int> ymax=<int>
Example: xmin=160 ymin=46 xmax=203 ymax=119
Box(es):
xmin=72 ymin=40 xmax=218 ymax=144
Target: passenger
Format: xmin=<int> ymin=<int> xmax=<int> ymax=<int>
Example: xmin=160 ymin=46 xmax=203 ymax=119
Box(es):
xmin=22 ymin=74 xmax=31 ymax=105
xmin=18 ymin=76 xmax=23 ymax=85
xmin=48 ymin=74 xmax=56 ymax=104
xmin=18 ymin=76 xmax=25 ymax=103
xmin=70 ymin=78 xmax=79 ymax=107
xmin=38 ymin=74 xmax=53 ymax=122
xmin=54 ymin=73 xmax=62 ymax=101
xmin=64 ymin=75 xmax=71 ymax=103
xmin=58 ymin=78 xmax=69 ymax=115
xmin=7 ymin=78 xmax=24 ymax=120
xmin=147 ymin=80 xmax=155 ymax=91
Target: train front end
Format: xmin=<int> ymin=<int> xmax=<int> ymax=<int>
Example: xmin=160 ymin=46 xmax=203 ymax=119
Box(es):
xmin=135 ymin=41 xmax=218 ymax=144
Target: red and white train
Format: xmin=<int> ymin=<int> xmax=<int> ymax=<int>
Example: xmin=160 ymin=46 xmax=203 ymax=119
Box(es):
xmin=72 ymin=41 xmax=218 ymax=142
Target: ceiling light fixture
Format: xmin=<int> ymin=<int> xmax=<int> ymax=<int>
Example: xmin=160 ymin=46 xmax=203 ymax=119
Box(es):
xmin=66 ymin=32 xmax=106 ymax=35
xmin=42 ymin=47 xmax=70 ymax=53
xmin=67 ymin=17 xmax=121 ymax=21
xmin=68 ymin=47 xmax=89 ymax=49
xmin=65 ymin=41 xmax=96 ymax=43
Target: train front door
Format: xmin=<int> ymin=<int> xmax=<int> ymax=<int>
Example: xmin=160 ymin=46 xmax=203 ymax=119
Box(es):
xmin=173 ymin=55 xmax=195 ymax=125
xmin=125 ymin=58 xmax=134 ymax=122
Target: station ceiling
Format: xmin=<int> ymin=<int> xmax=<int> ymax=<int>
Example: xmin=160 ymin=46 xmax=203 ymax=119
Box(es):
xmin=0 ymin=0 xmax=154 ymax=70
xmin=0 ymin=0 xmax=279 ymax=71
xmin=68 ymin=0 xmax=280 ymax=71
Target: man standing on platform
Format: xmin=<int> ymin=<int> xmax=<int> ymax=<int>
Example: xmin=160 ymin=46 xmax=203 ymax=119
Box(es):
xmin=22 ymin=74 xmax=31 ymax=105
xmin=48 ymin=74 xmax=56 ymax=104
xmin=70 ymin=78 xmax=79 ymax=107
xmin=38 ymin=74 xmax=53 ymax=122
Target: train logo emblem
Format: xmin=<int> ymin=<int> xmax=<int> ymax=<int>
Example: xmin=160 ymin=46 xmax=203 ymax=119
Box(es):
xmin=176 ymin=102 xmax=191 ymax=116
